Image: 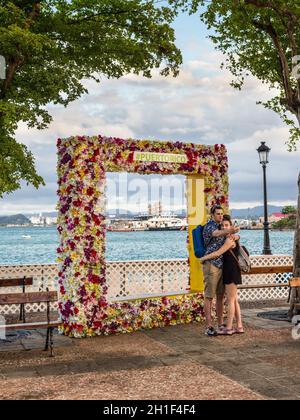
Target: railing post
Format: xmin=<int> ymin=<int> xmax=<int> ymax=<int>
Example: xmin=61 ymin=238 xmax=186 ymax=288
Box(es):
xmin=161 ymin=261 xmax=164 ymax=294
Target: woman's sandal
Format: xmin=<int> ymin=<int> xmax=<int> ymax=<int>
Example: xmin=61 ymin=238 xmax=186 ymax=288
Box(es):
xmin=217 ymin=328 xmax=235 ymax=336
xmin=234 ymin=327 xmax=245 ymax=334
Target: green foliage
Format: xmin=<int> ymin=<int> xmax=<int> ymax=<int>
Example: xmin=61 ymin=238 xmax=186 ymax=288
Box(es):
xmin=282 ymin=205 xmax=297 ymax=215
xmin=169 ymin=0 xmax=300 ymax=150
xmin=0 ymin=132 xmax=45 ymax=195
xmin=0 ymin=0 xmax=182 ymax=196
xmin=272 ymin=215 xmax=297 ymax=230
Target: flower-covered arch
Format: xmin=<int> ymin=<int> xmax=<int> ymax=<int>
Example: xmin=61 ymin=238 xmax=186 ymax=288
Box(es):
xmin=57 ymin=136 xmax=229 ymax=337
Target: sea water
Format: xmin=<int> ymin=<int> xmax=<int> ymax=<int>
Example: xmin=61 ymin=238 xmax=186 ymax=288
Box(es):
xmin=0 ymin=226 xmax=294 ymax=265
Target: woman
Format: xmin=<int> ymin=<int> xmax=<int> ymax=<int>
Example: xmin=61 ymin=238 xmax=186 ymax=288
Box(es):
xmin=200 ymin=215 xmax=245 ymax=335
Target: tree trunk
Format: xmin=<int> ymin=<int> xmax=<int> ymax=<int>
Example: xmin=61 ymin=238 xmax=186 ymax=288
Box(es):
xmin=288 ymin=172 xmax=300 ymax=319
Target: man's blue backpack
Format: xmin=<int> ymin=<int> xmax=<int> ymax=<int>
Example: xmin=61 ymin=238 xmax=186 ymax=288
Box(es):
xmin=192 ymin=221 xmax=213 ymax=258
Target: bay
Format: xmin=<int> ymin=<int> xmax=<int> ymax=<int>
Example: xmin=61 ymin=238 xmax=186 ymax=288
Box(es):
xmin=0 ymin=226 xmax=294 ymax=266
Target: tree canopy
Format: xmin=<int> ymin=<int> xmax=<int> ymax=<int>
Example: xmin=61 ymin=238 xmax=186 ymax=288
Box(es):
xmin=282 ymin=205 xmax=297 ymax=215
xmin=0 ymin=0 xmax=182 ymax=196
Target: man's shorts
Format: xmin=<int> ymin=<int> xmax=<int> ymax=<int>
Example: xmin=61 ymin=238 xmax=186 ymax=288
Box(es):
xmin=202 ymin=262 xmax=224 ymax=299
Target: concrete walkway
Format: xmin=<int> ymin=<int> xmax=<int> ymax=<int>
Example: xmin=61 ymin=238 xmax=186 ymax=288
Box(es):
xmin=242 ymin=306 xmax=292 ymax=330
xmin=0 ymin=308 xmax=299 ymax=400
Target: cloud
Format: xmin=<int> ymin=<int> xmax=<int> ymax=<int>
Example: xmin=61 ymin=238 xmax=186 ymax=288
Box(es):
xmin=1 ymin=40 xmax=299 ymax=215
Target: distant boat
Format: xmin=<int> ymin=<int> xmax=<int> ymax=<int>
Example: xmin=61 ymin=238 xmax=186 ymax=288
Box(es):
xmin=107 ymin=227 xmax=135 ymax=232
xmin=22 ymin=235 xmax=32 ymax=239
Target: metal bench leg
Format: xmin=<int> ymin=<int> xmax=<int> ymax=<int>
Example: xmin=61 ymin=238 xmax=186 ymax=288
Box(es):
xmin=49 ymin=327 xmax=54 ymax=358
xmin=20 ymin=277 xmax=26 ymax=323
xmin=19 ymin=304 xmax=26 ymax=323
xmin=44 ymin=328 xmax=50 ymax=351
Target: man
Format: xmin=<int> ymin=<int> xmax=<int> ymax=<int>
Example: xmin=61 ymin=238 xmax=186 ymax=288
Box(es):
xmin=202 ymin=205 xmax=240 ymax=337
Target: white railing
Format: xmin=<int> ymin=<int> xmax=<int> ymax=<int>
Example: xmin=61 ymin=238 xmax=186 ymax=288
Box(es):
xmin=0 ymin=255 xmax=293 ymax=315
xmin=107 ymin=258 xmax=190 ymax=301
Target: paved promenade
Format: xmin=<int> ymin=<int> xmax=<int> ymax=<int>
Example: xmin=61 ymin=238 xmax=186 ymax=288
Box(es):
xmin=0 ymin=306 xmax=299 ymax=400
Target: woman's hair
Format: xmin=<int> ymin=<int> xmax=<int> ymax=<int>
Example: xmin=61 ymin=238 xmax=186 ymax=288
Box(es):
xmin=222 ymin=214 xmax=233 ymax=225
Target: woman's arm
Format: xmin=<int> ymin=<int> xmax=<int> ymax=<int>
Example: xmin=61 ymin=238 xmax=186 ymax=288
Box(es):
xmin=199 ymin=238 xmax=235 ymax=263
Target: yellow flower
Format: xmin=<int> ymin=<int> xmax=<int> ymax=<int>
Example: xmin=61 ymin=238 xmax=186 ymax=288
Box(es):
xmin=71 ymin=209 xmax=79 ymax=217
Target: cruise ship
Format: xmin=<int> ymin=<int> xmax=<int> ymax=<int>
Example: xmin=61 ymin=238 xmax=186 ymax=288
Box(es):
xmin=147 ymin=216 xmax=187 ymax=231
xmin=107 ymin=202 xmax=187 ymax=232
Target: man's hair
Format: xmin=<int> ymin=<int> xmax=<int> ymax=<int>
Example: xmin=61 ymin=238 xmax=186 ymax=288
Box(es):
xmin=211 ymin=204 xmax=223 ymax=215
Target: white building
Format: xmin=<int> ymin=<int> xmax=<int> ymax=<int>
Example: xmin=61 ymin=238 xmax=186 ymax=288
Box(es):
xmin=29 ymin=214 xmax=57 ymax=226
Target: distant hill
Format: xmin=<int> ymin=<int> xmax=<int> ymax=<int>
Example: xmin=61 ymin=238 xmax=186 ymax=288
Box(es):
xmin=4 ymin=204 xmax=296 ymax=223
xmin=0 ymin=214 xmax=31 ymax=226
xmin=231 ymin=205 xmax=284 ymax=219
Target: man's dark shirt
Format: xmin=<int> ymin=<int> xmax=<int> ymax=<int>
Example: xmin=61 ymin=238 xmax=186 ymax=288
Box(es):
xmin=203 ymin=220 xmax=225 ymax=269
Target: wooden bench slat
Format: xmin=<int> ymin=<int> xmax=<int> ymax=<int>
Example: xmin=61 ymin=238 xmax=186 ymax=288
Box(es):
xmin=290 ymin=278 xmax=300 ymax=287
xmin=238 ymin=283 xmax=289 ymax=290
xmin=0 ymin=291 xmax=58 ymax=305
xmin=0 ymin=321 xmax=61 ymax=331
xmin=0 ymin=278 xmax=33 ymax=288
xmin=248 ymin=266 xmax=293 ymax=275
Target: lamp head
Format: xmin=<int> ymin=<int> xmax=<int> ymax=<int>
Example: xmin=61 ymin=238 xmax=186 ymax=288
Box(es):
xmin=257 ymin=142 xmax=271 ymax=165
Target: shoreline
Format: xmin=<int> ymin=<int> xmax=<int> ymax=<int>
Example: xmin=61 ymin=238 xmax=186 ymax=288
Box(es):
xmin=0 ymin=225 xmax=296 ymax=233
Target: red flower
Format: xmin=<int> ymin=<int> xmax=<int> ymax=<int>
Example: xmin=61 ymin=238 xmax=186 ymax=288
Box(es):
xmin=204 ymin=188 xmax=213 ymax=193
xmin=87 ymin=187 xmax=94 ymax=196
xmin=128 ymin=152 xmax=134 ymax=163
xmin=88 ymin=274 xmax=100 ymax=284
xmin=162 ymin=297 xmax=169 ymax=305
xmin=73 ymin=199 xmax=82 ymax=208
xmin=69 ymin=241 xmax=76 ymax=251
xmin=92 ymin=214 xmax=101 ymax=226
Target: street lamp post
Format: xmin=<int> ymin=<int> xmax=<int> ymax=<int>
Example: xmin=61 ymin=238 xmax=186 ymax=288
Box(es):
xmin=257 ymin=142 xmax=272 ymax=255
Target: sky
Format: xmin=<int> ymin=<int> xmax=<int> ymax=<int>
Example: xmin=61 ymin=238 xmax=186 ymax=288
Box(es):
xmin=0 ymin=9 xmax=299 ymax=215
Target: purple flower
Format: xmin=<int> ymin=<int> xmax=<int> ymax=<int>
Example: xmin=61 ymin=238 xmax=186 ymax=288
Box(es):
xmin=61 ymin=153 xmax=72 ymax=165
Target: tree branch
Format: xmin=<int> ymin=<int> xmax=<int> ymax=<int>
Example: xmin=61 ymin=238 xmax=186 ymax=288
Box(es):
xmin=0 ymin=56 xmax=24 ymax=100
xmin=252 ymin=19 xmax=297 ymax=111
xmin=244 ymin=1 xmax=300 ymax=120
xmin=244 ymin=0 xmax=273 ymax=8
xmin=67 ymin=8 xmax=143 ymax=25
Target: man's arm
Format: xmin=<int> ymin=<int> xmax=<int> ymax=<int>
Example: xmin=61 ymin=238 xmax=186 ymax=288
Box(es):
xmin=212 ymin=227 xmax=240 ymax=238
xmin=200 ymin=238 xmax=235 ymax=263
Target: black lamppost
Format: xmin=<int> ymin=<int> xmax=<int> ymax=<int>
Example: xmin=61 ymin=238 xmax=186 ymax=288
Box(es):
xmin=257 ymin=142 xmax=272 ymax=255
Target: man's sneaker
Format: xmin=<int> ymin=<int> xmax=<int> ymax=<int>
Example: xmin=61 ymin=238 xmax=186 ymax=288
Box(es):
xmin=205 ymin=327 xmax=218 ymax=337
